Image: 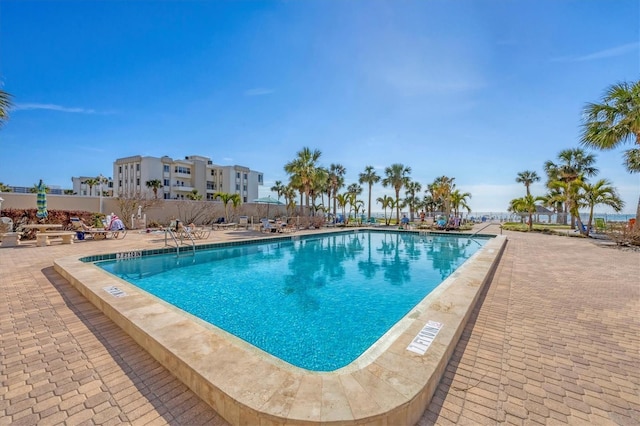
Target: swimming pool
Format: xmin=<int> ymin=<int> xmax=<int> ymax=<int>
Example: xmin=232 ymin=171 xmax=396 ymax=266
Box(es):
xmin=96 ymin=230 xmax=488 ymax=371
xmin=55 ymin=228 xmax=506 ymax=424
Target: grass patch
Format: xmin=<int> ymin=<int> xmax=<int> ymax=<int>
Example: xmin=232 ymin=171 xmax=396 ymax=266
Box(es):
xmin=501 ymin=222 xmax=574 ymax=235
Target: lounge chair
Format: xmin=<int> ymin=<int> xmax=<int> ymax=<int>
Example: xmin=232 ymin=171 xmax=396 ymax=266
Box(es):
xmin=425 ymin=217 xmax=434 ymax=228
xmin=260 ymin=219 xmax=274 ymax=233
xmin=70 ymin=217 xmax=117 ymax=240
xmin=239 ymin=216 xmax=249 ymax=229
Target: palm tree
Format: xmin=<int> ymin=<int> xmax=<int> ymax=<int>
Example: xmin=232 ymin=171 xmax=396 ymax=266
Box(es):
xmin=377 ymin=195 xmax=394 ymax=225
xmin=346 ymin=183 xmax=362 ymax=197
xmin=404 ymin=180 xmax=422 ymax=221
xmin=581 ymin=80 xmax=640 ymax=228
xmin=450 ymin=189 xmax=472 ymax=218
xmin=0 ymin=89 xmax=12 ymax=128
xmin=146 ymin=179 xmax=163 ymax=199
xmin=282 ymin=185 xmax=297 ymax=217
xmin=83 ymin=177 xmax=99 ymax=197
xmin=214 ymin=192 xmax=241 ymax=222
xmin=430 ymin=176 xmax=456 ymax=217
xmin=284 ymin=147 xmax=322 ymax=216
xmin=578 ymin=179 xmax=624 ymax=236
xmin=358 ymin=166 xmax=380 ymax=221
xmin=29 ymin=182 xmax=49 ymax=193
xmin=336 ymin=193 xmax=349 ymax=223
xmin=516 ymin=170 xmax=540 ymax=196
xmin=309 ymin=167 xmax=328 ymax=215
xmin=509 ymin=194 xmax=545 ymax=231
xmin=270 ymin=180 xmax=286 ymax=201
xmin=544 ymin=148 xmax=598 ymax=226
xmin=186 ymin=189 xmax=203 ymax=200
xmin=382 ymin=163 xmax=411 ymax=224
xmin=328 ymin=163 xmax=346 ymax=218
xmin=0 ymin=182 xmax=12 ymax=192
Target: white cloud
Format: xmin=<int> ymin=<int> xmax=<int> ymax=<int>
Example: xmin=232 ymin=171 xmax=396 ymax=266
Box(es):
xmin=552 ymin=42 xmax=639 ymax=62
xmin=13 ymin=103 xmax=97 ymax=114
xmin=244 ymin=88 xmax=275 ymax=96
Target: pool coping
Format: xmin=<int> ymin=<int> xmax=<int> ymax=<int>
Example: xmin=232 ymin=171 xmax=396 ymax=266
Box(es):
xmin=53 ymin=230 xmax=507 ymax=425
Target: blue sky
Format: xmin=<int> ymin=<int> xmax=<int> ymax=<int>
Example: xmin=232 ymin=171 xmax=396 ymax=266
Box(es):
xmin=1 ymin=0 xmax=638 ymax=213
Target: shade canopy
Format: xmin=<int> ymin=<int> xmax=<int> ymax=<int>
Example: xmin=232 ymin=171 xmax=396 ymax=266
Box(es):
xmin=253 ymin=196 xmax=284 ymax=205
xmin=253 ymin=196 xmax=284 ymax=218
xmin=36 ymin=179 xmax=48 ymax=219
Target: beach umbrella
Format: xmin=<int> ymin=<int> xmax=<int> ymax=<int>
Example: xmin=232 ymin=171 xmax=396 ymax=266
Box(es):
xmin=253 ymin=195 xmax=284 ymax=218
xmin=36 ymin=179 xmax=48 ymax=220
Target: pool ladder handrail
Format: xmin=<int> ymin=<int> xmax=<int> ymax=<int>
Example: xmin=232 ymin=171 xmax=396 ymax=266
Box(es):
xmin=469 ymin=222 xmax=495 ymax=238
xmin=164 ymin=228 xmax=196 ymax=256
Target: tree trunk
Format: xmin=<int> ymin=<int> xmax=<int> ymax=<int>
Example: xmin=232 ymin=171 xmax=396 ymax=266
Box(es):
xmin=635 ymin=194 xmax=640 ymax=231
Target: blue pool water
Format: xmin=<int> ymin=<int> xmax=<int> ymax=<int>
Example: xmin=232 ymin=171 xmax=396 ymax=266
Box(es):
xmin=96 ymin=231 xmax=488 ymax=371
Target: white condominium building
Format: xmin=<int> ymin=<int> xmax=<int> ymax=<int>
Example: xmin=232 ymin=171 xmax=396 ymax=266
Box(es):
xmin=113 ymin=154 xmax=263 ymax=202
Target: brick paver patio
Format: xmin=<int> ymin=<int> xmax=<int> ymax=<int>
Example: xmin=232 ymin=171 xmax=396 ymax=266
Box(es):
xmin=1 ymin=225 xmax=638 ymax=425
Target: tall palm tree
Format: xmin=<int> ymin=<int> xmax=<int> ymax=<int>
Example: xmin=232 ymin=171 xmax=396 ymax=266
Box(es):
xmin=146 ymin=179 xmax=163 ymax=199
xmin=328 ymin=163 xmax=346 ymax=218
xmin=346 ymin=183 xmax=362 ymax=197
xmin=0 ymin=89 xmax=12 ymax=128
xmin=270 ymin=180 xmax=286 ymax=201
xmin=283 ymin=185 xmax=297 ymax=217
xmin=309 ymin=167 xmax=328 ymax=215
xmin=83 ymin=177 xmax=99 ymax=197
xmin=284 ymin=147 xmax=322 ymax=216
xmin=422 ymin=193 xmax=436 ymax=214
xmin=382 ymin=163 xmax=411 ymax=224
xmin=578 ymin=179 xmax=624 ymax=236
xmin=403 ymin=180 xmax=422 ymax=221
xmin=336 ymin=193 xmax=349 ymax=223
xmin=544 ymin=148 xmax=598 ymax=226
xmin=430 ymin=176 xmax=456 ymax=218
xmin=516 ymin=170 xmax=540 ymax=196
xmin=581 ymin=80 xmax=640 ymax=228
xmin=358 ymin=166 xmax=380 ymax=221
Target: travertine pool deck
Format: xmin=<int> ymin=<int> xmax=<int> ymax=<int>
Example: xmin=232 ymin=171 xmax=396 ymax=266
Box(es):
xmin=1 ymin=224 xmax=639 ymax=424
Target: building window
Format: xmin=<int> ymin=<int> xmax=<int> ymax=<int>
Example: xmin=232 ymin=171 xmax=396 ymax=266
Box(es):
xmin=118 ymin=166 xmax=122 ymax=173
xmin=118 ymin=180 xmax=122 ymax=187
xmin=243 ymin=196 xmax=247 ymax=202
xmin=258 ymin=174 xmax=263 ymax=184
xmin=243 ymin=173 xmax=248 ymax=180
xmin=235 ymin=184 xmax=240 ymax=191
xmin=163 ymin=165 xmax=170 ymax=173
xmin=136 ymin=164 xmax=140 ymax=172
xmin=136 ymin=178 xmax=140 ymax=186
xmin=236 ymin=172 xmax=240 ymax=179
xmin=174 ymin=166 xmax=191 ymax=174
xmin=243 ymin=185 xmax=247 ymax=191
xmin=163 ymin=179 xmax=170 ymax=186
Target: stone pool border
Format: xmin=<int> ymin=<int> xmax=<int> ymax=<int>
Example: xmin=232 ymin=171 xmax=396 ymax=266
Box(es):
xmin=53 ymin=230 xmax=507 ymax=425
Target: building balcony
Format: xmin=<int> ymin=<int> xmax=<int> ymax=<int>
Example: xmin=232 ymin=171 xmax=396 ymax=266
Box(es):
xmin=171 ymin=185 xmax=194 ymax=192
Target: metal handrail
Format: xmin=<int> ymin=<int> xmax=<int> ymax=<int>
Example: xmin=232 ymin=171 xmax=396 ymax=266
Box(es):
xmin=164 ymin=228 xmax=196 ymax=256
xmin=470 ymin=222 xmax=496 ymax=237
